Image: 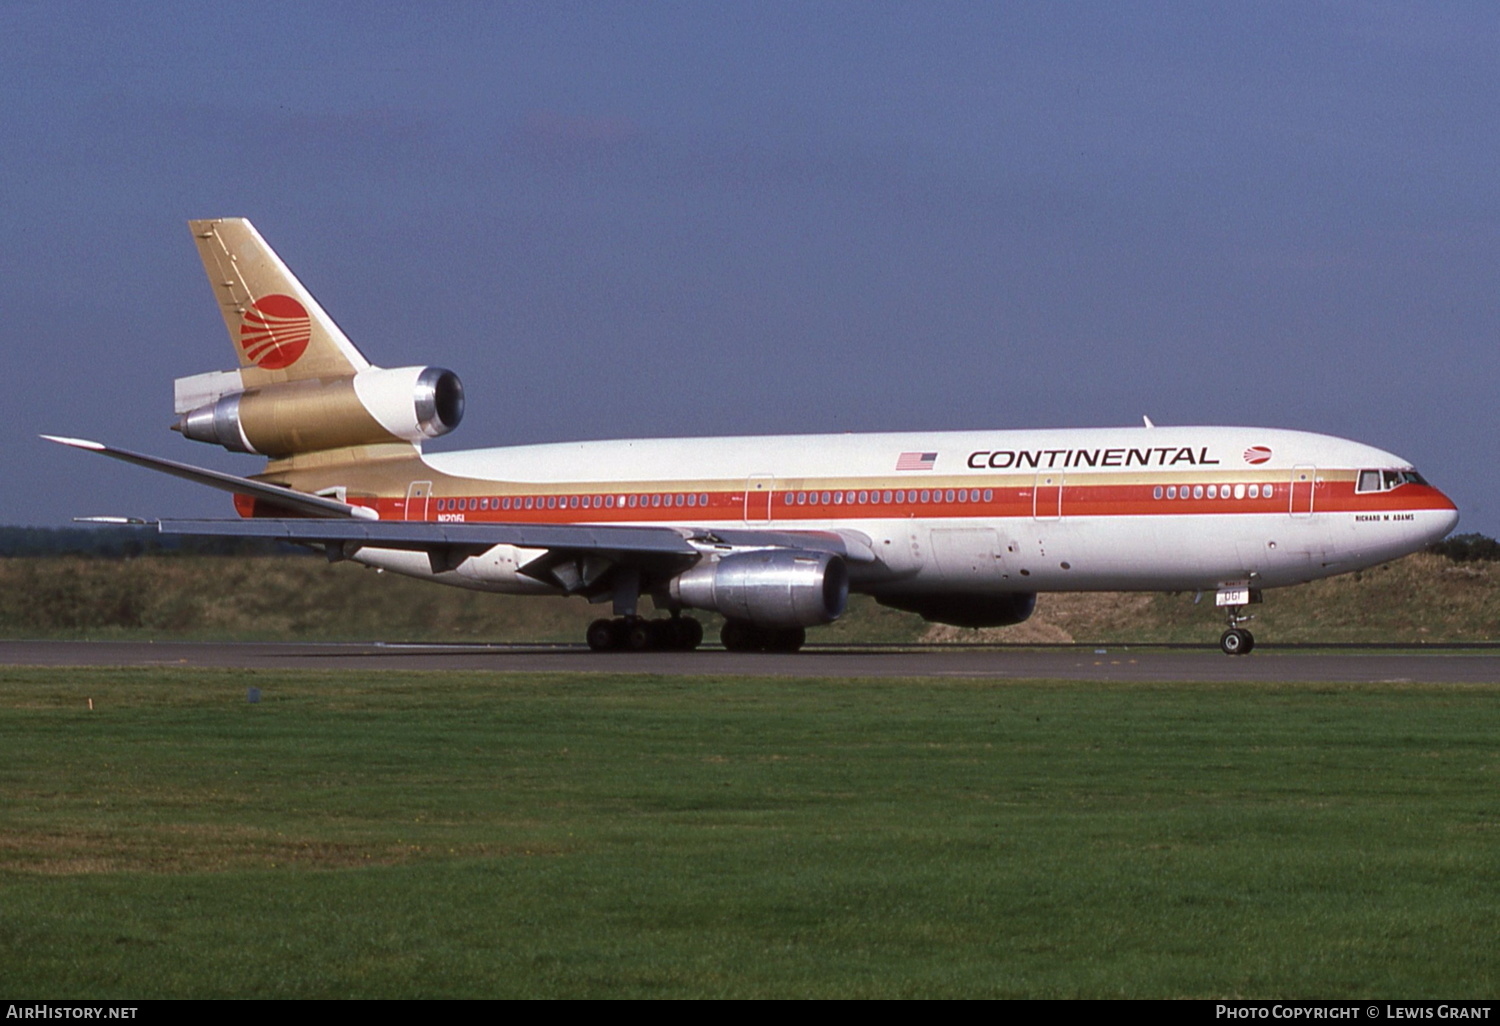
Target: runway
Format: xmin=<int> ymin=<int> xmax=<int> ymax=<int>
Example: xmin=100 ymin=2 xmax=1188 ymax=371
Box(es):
xmin=4 ymin=640 xmax=1499 ymax=683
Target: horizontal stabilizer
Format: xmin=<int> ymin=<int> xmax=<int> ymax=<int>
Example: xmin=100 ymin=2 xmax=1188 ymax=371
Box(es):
xmin=174 ymin=369 xmax=245 ymax=416
xmin=41 ymin=435 xmax=374 ymax=520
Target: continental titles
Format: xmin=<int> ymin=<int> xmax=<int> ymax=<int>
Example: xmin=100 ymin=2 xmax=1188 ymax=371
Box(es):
xmin=967 ymin=447 xmax=1220 ymax=470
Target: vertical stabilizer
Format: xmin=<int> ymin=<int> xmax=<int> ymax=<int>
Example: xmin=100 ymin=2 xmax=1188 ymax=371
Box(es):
xmin=189 ymin=218 xmax=371 ymax=386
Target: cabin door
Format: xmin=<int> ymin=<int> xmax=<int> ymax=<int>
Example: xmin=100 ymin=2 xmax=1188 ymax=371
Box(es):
xmin=744 ymin=475 xmax=775 ymax=523
xmin=1033 ymin=472 xmax=1064 ymax=520
xmin=405 ymin=480 xmax=432 ymax=521
xmin=1289 ymin=466 xmax=1316 ymax=518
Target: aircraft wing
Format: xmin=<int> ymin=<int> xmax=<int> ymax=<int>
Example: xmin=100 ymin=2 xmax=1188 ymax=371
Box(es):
xmin=49 ymin=434 xmax=876 ymax=593
xmin=154 ymin=516 xmax=703 ymax=579
xmin=150 ymin=518 xmax=872 ymax=582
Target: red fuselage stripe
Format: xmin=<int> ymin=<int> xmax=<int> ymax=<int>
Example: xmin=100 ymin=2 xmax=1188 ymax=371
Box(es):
xmin=324 ymin=480 xmax=1456 ymax=524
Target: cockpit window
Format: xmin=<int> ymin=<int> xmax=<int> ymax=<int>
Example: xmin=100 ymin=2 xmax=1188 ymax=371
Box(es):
xmin=1357 ymin=469 xmax=1427 ymax=493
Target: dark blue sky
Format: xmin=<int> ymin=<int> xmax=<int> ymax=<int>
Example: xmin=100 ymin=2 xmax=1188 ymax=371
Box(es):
xmin=4 ymin=2 xmax=1496 ymax=534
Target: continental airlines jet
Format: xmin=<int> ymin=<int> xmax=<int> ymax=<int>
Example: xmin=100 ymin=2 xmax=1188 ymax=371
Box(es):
xmin=49 ymin=219 xmax=1460 ymax=655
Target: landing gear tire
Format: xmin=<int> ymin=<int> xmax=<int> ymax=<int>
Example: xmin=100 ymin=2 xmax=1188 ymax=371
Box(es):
xmin=669 ymin=616 xmax=704 ymax=651
xmin=1220 ymin=628 xmax=1254 ymax=656
xmin=625 ymin=621 xmax=657 ymax=652
xmin=587 ymin=618 xmax=621 ymax=652
xmin=720 ymin=622 xmax=807 ymax=653
xmin=588 ymin=616 xmax=704 ymax=652
xmin=721 ymin=621 xmax=758 ymax=652
xmin=764 ymin=627 xmax=806 ymax=653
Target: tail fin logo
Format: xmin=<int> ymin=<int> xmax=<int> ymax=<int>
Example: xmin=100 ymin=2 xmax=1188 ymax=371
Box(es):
xmin=239 ymin=294 xmax=311 ymax=369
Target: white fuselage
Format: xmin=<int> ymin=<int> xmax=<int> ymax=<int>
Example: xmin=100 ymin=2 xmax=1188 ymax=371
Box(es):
xmin=342 ymin=424 xmax=1459 ymax=599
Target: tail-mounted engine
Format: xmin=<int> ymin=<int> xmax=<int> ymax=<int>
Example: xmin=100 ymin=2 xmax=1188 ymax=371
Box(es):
xmin=669 ymin=550 xmax=848 ymax=628
xmin=173 ymin=365 xmax=464 ymax=457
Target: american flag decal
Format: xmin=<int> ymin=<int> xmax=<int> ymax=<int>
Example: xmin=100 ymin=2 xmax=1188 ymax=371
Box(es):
xmin=896 ymin=451 xmax=938 ymax=471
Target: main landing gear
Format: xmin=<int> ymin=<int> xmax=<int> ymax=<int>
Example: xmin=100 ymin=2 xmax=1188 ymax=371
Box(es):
xmin=587 ymin=615 xmax=704 ymax=652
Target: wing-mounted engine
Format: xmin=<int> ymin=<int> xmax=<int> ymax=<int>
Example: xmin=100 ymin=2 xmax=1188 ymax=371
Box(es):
xmin=668 ymin=549 xmax=849 ymax=628
xmin=173 ymin=365 xmax=464 ymax=457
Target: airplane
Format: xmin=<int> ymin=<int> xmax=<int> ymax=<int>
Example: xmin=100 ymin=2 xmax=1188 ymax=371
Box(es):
xmin=48 ymin=218 xmax=1460 ymax=655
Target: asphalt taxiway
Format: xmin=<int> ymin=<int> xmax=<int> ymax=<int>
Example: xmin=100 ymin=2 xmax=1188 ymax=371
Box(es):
xmin=3 ymin=640 xmax=1498 ymax=683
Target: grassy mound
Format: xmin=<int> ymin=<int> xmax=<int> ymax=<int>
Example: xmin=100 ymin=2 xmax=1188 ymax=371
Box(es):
xmin=0 ymin=551 xmax=1494 ymax=643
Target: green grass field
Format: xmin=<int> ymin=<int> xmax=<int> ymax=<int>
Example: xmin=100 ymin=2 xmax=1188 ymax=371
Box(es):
xmin=3 ymin=667 xmax=1498 ymax=998
xmin=2 ymin=551 xmax=1496 ymax=644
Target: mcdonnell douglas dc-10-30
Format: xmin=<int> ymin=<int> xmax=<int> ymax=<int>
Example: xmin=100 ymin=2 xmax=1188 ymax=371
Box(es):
xmin=49 ymin=219 xmax=1460 ymax=654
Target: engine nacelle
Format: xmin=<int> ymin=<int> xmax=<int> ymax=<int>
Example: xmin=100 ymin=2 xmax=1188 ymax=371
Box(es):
xmin=175 ymin=366 xmax=463 ymax=457
xmin=669 ymin=550 xmax=848 ymax=628
xmin=875 ymin=591 xmax=1037 ymax=628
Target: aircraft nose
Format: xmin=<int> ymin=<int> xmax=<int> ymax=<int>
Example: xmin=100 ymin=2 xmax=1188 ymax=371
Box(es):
xmin=1430 ymin=491 xmax=1460 ymax=542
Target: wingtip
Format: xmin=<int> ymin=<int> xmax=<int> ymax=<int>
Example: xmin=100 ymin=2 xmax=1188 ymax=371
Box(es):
xmin=41 ymin=434 xmax=106 ymax=451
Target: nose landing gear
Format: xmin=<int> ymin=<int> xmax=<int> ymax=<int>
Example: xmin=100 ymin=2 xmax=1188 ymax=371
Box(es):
xmin=1218 ymin=602 xmax=1256 ymax=656
xmin=1219 ymin=624 xmax=1254 ymax=656
xmin=1215 ymin=584 xmax=1260 ymax=655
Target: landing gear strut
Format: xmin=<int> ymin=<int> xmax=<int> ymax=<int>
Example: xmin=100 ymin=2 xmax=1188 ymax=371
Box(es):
xmin=586 ymin=615 xmax=703 ymax=652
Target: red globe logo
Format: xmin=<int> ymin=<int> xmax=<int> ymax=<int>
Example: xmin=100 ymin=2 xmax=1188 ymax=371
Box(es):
xmin=1244 ymin=446 xmax=1273 ymax=465
xmin=240 ymin=294 xmax=311 ymax=369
